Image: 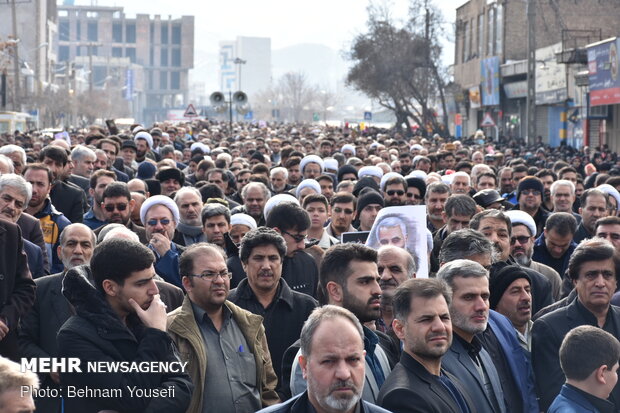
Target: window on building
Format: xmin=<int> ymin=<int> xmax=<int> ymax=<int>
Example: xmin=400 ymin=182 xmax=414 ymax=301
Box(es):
xmin=463 ymin=20 xmax=471 ymax=62
xmin=89 ymin=46 xmax=98 ymax=56
xmin=161 ymin=26 xmax=168 ymax=44
xmin=160 ymin=72 xmax=168 ymax=90
xmin=112 ymin=47 xmax=123 ymax=57
xmin=172 ymin=25 xmax=181 ymax=45
xmin=148 ymin=70 xmax=154 ymax=90
xmin=86 ymin=11 xmax=98 ymax=18
xmin=487 ymin=7 xmax=495 ymax=55
xmin=76 ymin=46 xmax=81 ymax=57
xmin=495 ymin=4 xmax=503 ymax=56
xmin=171 ymin=49 xmax=181 ymax=67
xmin=87 ymin=22 xmax=98 ymax=41
xmin=478 ymin=14 xmax=484 ymax=58
xmin=112 ymin=11 xmax=121 ymax=19
xmin=150 ymin=23 xmax=154 ymax=43
xmin=126 ymin=48 xmax=136 ymax=63
xmin=59 ymin=21 xmax=70 ymax=41
xmin=161 ymin=48 xmax=168 ymax=66
xmin=58 ymin=10 xmax=68 ymax=17
xmin=150 ymin=48 xmax=154 ymax=66
xmin=76 ymin=22 xmax=81 ymax=40
xmin=112 ymin=23 xmax=123 ymax=43
xmin=58 ymin=46 xmax=69 ymax=62
xmin=93 ymin=66 xmax=106 ymax=87
xmin=171 ymin=71 xmax=180 ymax=90
xmin=126 ymin=24 xmax=136 ymax=43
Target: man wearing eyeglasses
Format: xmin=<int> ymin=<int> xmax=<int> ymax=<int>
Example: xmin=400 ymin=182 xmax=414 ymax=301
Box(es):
xmin=512 ymin=176 xmax=549 ymax=237
xmin=168 ymin=243 xmax=280 ymax=412
xmin=382 ymin=175 xmax=407 ymax=207
xmin=140 ymin=195 xmax=185 ymax=288
xmin=94 ymin=182 xmax=148 ymax=244
xmin=266 ymin=202 xmax=319 ymax=298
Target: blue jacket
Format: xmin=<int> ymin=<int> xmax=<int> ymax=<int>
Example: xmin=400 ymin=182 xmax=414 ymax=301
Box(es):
xmin=153 ymin=242 xmax=184 ymax=289
xmin=548 ymin=384 xmax=608 ymax=413
xmin=488 ymin=311 xmax=540 ymax=413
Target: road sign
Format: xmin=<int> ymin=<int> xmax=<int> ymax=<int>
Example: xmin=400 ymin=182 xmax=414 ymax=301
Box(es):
xmin=455 ymin=113 xmax=462 ymax=126
xmin=481 ymin=112 xmax=495 ymax=127
xmin=184 ymin=104 xmax=198 ymax=118
xmin=244 ymin=111 xmax=253 ymax=120
xmin=364 ymin=111 xmax=372 ymax=121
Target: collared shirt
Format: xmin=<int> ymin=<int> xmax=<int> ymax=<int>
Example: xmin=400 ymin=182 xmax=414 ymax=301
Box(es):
xmin=228 ymin=278 xmax=318 ymax=385
xmin=516 ymin=320 xmax=533 ymax=352
xmin=575 ymin=298 xmax=619 ymax=334
xmin=566 ymin=384 xmax=616 ymax=413
xmin=191 ymin=302 xmax=260 ymax=413
xmin=83 ymin=208 xmax=107 ymax=230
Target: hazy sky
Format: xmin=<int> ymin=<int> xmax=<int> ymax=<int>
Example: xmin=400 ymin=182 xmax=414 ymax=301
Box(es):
xmin=73 ymin=0 xmax=463 ymax=57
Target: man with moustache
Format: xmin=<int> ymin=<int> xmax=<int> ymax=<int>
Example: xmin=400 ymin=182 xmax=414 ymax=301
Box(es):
xmin=228 ymin=228 xmax=317 ymax=396
xmin=326 ymin=192 xmax=357 ymax=239
xmin=23 ymin=163 xmax=71 ymax=274
xmin=95 ymin=182 xmax=148 ymax=244
xmin=168 ymin=243 xmax=279 ymax=412
xmin=437 ymin=260 xmax=506 ymax=413
xmin=172 ymin=187 xmax=207 ymax=246
xmin=377 ymin=246 xmax=416 ymax=337
xmin=83 ymin=169 xmax=116 ymax=230
xmin=426 ymin=182 xmax=451 ymax=233
xmin=288 ymin=243 xmax=396 ymax=404
xmin=506 ymin=210 xmax=563 ymax=301
xmin=0 ymin=174 xmax=46 ymax=278
xmin=258 ymin=306 xmax=390 ymax=413
xmin=378 ymin=278 xmax=474 ymax=413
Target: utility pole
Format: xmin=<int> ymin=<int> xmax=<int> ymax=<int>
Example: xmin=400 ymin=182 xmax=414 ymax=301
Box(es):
xmin=526 ymin=0 xmax=536 ymax=145
xmin=11 ymin=0 xmax=20 ymax=111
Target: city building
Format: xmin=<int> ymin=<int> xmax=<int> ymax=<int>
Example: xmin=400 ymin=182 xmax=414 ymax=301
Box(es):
xmin=453 ymin=0 xmax=620 ymax=149
xmin=56 ymin=4 xmax=194 ymax=125
xmin=218 ymin=36 xmax=271 ymax=98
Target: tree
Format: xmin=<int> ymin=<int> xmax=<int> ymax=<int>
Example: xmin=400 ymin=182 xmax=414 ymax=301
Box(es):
xmin=346 ymin=0 xmax=450 ymax=135
xmin=278 ymin=72 xmax=317 ymax=122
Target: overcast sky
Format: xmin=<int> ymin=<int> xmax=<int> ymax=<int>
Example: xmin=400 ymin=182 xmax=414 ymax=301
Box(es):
xmin=73 ymin=0 xmax=463 ymax=58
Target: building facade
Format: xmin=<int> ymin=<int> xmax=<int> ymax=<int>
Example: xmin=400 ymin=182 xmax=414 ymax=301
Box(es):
xmin=56 ymin=4 xmax=194 ymax=125
xmin=453 ymin=0 xmax=620 ymax=148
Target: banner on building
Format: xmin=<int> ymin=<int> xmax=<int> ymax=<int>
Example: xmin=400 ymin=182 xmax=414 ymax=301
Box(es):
xmin=588 ymin=37 xmax=620 ymax=107
xmin=536 ymin=42 xmax=567 ymax=105
xmin=480 ymin=56 xmax=500 ymax=106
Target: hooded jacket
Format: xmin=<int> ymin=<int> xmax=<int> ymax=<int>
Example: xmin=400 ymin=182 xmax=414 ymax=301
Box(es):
xmin=57 ymin=266 xmax=193 ymax=413
xmin=167 ymin=297 xmax=279 ymax=412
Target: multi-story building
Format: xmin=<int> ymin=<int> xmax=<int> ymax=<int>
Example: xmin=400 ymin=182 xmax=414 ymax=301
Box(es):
xmin=56 ymin=4 xmax=194 ymax=125
xmin=0 ymin=0 xmax=57 ymax=112
xmin=453 ymin=0 xmax=620 ymax=149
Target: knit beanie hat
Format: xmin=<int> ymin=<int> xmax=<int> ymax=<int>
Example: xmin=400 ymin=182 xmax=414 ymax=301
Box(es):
xmin=517 ymin=176 xmax=544 ymax=200
xmin=356 ymin=190 xmax=385 ymax=214
xmin=489 ymin=264 xmax=531 ymax=310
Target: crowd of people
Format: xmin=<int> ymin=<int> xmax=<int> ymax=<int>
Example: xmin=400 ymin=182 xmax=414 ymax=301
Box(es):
xmin=0 ymin=120 xmax=619 ymax=412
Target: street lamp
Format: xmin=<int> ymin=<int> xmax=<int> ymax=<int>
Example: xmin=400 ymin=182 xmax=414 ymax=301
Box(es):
xmin=233 ymin=57 xmax=246 ymax=91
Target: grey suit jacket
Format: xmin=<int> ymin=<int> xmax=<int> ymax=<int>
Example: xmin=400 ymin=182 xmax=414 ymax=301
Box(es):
xmin=17 ymin=212 xmax=49 ymax=272
xmin=442 ymin=335 xmax=506 ymax=413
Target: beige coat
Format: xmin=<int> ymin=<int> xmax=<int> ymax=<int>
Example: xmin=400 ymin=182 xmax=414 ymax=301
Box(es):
xmin=167 ymin=297 xmax=280 ymax=412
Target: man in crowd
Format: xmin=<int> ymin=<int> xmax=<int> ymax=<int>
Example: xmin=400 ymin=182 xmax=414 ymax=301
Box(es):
xmin=574 ymin=188 xmax=609 ymax=243
xmin=97 ymin=182 xmax=147 ymax=244
xmin=23 ymin=163 xmax=71 ymax=274
xmin=83 ymin=169 xmax=116 ymax=230
xmin=270 ymin=167 xmax=291 ymax=194
xmin=172 ymin=187 xmax=207 ymax=246
xmin=200 ymin=203 xmax=232 ymax=251
xmin=140 ymin=194 xmax=185 ymax=288
xmin=548 ymin=326 xmax=620 ymax=413
xmin=506 ymin=210 xmax=563 ymax=301
xmin=450 ymin=172 xmax=471 ymax=195
xmin=378 ymin=278 xmax=474 ymax=413
xmin=550 ymin=180 xmax=580 ymax=223
xmin=377 ymin=245 xmax=416 ymax=338
xmin=326 ymin=192 xmax=357 ymax=240
xmin=228 ymin=227 xmax=318 ymax=395
xmin=532 ymin=238 xmax=620 ymax=411
xmin=533 ymin=212 xmax=578 ymax=283
xmin=513 ymin=176 xmax=549 ymax=237
xmin=157 ymin=167 xmax=185 ymax=197
xmin=356 ymin=190 xmax=384 ymax=232
xmin=303 ymin=194 xmax=338 ymax=250
xmin=382 ymin=175 xmax=407 ymax=207
xmin=167 ymin=243 xmax=279 ymax=412
xmin=57 ymin=238 xmax=193 ymax=412
xmin=437 ymin=259 xmax=506 ymax=413
xmin=258 ymin=305 xmax=389 ymax=413
xmin=426 ymin=182 xmax=450 ymax=233
xmin=233 ymin=182 xmax=271 ymax=227
xmin=489 ymin=265 xmax=533 ymax=352
xmin=596 ymin=216 xmax=620 ymax=252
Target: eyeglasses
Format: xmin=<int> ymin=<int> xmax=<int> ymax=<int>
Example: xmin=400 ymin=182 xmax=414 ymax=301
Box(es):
xmin=103 ymin=203 xmax=128 ymax=212
xmin=282 ymin=230 xmax=308 ymax=243
xmin=406 ymin=193 xmax=423 ymax=200
xmin=510 ymin=235 xmax=531 ymax=245
xmin=386 ymin=190 xmax=405 ymax=196
xmin=146 ymin=218 xmax=171 ymax=227
xmin=190 ymin=270 xmax=232 ymax=280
